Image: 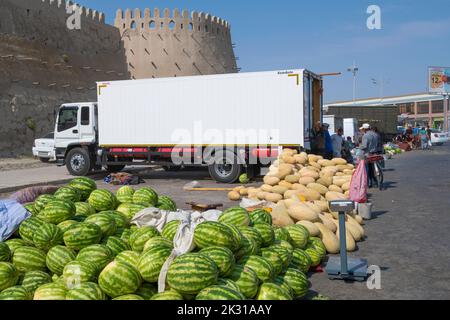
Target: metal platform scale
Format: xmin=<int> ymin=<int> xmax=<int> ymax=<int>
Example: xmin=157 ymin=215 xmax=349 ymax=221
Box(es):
xmin=325 ymin=200 xmax=369 ymax=281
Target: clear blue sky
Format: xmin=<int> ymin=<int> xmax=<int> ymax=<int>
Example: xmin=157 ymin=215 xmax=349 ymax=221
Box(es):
xmin=76 ymin=0 xmax=450 ymax=103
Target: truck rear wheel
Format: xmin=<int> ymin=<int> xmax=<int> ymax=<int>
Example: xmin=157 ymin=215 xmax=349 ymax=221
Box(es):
xmin=208 ymin=150 xmax=243 ymax=183
xmin=66 ymin=148 xmax=91 ymax=176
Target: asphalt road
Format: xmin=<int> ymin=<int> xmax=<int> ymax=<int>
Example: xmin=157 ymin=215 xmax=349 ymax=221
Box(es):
xmin=1 ymin=145 xmax=449 ymax=299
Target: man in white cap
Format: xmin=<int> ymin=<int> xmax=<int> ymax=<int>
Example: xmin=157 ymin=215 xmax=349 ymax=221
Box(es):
xmin=359 ymin=123 xmax=380 ymax=188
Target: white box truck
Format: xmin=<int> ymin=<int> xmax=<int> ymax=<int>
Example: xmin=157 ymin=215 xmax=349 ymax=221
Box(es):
xmin=323 ymin=115 xmax=344 ymax=135
xmin=343 ymin=118 xmax=359 ymax=142
xmin=54 ymin=69 xmax=323 ymax=182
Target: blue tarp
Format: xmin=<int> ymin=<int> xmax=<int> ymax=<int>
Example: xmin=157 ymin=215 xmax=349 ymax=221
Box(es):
xmin=0 ymin=199 xmax=31 ymax=241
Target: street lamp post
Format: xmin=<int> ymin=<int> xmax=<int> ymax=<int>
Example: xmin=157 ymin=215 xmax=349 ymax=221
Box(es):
xmin=371 ymin=76 xmax=390 ymax=102
xmin=347 ymin=62 xmax=359 ymax=103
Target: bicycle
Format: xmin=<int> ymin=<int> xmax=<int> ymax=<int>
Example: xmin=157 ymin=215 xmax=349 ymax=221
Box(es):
xmin=366 ymin=154 xmax=384 ymax=191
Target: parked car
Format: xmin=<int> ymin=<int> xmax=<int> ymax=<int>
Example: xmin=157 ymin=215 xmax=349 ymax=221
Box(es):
xmin=32 ymin=132 xmax=56 ymax=162
xmin=430 ymin=129 xmax=448 ymax=145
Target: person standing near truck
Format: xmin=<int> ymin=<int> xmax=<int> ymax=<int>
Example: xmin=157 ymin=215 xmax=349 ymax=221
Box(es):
xmin=323 ymin=123 xmax=333 ymax=160
xmin=360 ymin=123 xmax=380 ymax=188
xmin=311 ymin=121 xmax=325 ymax=156
xmin=331 ymin=128 xmax=344 ymax=158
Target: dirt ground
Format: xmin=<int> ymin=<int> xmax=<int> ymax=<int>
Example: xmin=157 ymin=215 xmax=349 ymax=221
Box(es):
xmin=0 ymin=157 xmax=53 ymax=172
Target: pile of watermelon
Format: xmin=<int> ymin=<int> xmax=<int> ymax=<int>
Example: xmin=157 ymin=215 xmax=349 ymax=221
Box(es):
xmin=0 ymin=178 xmax=326 ymax=300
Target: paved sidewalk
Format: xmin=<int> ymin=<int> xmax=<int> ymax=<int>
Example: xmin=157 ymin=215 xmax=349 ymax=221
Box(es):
xmin=0 ymin=165 xmax=78 ymax=192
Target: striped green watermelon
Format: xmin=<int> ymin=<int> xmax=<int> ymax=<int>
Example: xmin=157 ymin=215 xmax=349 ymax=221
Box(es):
xmin=116 ymin=186 xmax=135 ymax=204
xmin=19 ymin=217 xmax=46 ymax=244
xmin=66 ymin=282 xmax=105 ymax=300
xmin=0 ymin=262 xmax=19 ymax=291
xmin=39 ymin=199 xmax=76 ymax=224
xmin=234 ymin=236 xmax=259 ymax=261
xmin=305 ymin=247 xmax=322 ymax=267
xmin=291 ymin=248 xmax=312 ymax=273
xmin=32 ymin=222 xmax=63 ymax=251
xmin=98 ymin=261 xmax=142 ymax=298
xmin=135 ymin=283 xmax=157 ymax=299
xmin=5 ymin=239 xmax=27 ymax=255
xmin=68 ymin=177 xmax=97 ymax=201
xmin=33 ymin=282 xmax=67 ymax=300
xmin=218 ymin=207 xmax=250 ymax=227
xmin=113 ymin=294 xmax=144 ymax=300
xmin=57 ymin=220 xmax=78 ymax=233
xmin=156 ymin=195 xmax=177 ymax=211
xmin=249 ymin=209 xmax=272 ymax=225
xmin=129 ymin=226 xmax=160 ymax=252
xmin=239 ymin=255 xmax=274 ymax=282
xmin=63 ymin=260 xmax=98 ymax=287
xmin=102 ymin=210 xmax=129 ymax=229
xmin=63 ymin=222 xmax=102 ymax=250
xmin=132 ymin=187 xmax=158 ymax=207
xmin=216 ymin=278 xmax=241 ymax=292
xmin=253 ymin=223 xmax=275 ymax=247
xmin=238 ymin=226 xmax=263 ymax=248
xmin=274 ymin=227 xmax=292 ymax=242
xmin=116 ymin=203 xmax=146 ymax=221
xmin=46 ymin=245 xmax=76 ymax=275
xmin=33 ymin=194 xmax=55 ymax=213
xmin=102 ymin=236 xmax=131 ymax=256
xmin=199 ymin=246 xmax=235 ymax=277
xmin=260 ymin=248 xmax=284 ymax=275
xmin=0 ymin=242 xmax=11 ymax=262
xmin=120 ymin=229 xmax=133 ymax=244
xmin=281 ymin=268 xmax=309 ymax=298
xmin=285 ymin=225 xmax=309 ymax=249
xmin=272 ymin=276 xmax=294 ymax=297
xmin=84 ymin=213 xmax=117 ymax=237
xmin=307 ymin=237 xmax=327 ymax=258
xmin=268 ymin=245 xmax=292 ymax=271
xmin=54 ymin=186 xmax=81 ymax=203
xmin=23 ymin=203 xmax=38 ymax=215
xmin=167 ymin=253 xmax=218 ymax=295
xmin=114 ymin=250 xmax=140 ymax=268
xmin=76 ymin=244 xmax=114 ymax=272
xmin=161 ymin=220 xmax=180 ymax=241
xmin=196 ymin=285 xmax=245 ymax=300
xmin=143 ymin=236 xmax=173 ymax=252
xmin=0 ymin=286 xmax=32 ymax=300
xmin=12 ymin=246 xmax=47 ymax=272
xmin=150 ymin=290 xmax=183 ymax=300
xmin=256 ymin=282 xmax=292 ymax=300
xmin=21 ymin=271 xmax=52 ymax=294
xmin=72 ymin=215 xmax=87 ymax=222
xmin=88 ymin=189 xmax=117 ymax=212
xmin=137 ymin=245 xmax=172 ymax=282
xmin=228 ymin=265 xmax=259 ymax=299
xmin=74 ymin=202 xmax=96 ymax=217
xmin=221 ymin=223 xmax=243 ymax=251
xmin=274 ymin=240 xmax=294 ymax=252
xmin=194 ymin=221 xmax=237 ymax=251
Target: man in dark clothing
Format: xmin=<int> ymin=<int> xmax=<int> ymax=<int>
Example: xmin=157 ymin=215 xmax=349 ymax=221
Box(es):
xmin=311 ymin=121 xmax=325 ymax=156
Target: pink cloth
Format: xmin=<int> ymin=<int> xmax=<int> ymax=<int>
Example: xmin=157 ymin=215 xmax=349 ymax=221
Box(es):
xmin=349 ymin=159 xmax=368 ymax=203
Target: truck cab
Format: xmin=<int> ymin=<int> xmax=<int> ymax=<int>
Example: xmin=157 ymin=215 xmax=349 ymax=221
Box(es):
xmin=54 ymin=102 xmax=99 ymax=175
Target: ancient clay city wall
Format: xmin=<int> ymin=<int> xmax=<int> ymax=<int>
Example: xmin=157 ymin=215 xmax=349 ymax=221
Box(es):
xmin=114 ymin=8 xmax=238 ymax=79
xmin=0 ymin=0 xmax=128 ymax=156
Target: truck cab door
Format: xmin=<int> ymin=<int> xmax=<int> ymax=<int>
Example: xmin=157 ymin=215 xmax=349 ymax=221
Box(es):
xmin=54 ymin=105 xmax=80 ymax=149
xmin=79 ymin=105 xmax=96 ymax=144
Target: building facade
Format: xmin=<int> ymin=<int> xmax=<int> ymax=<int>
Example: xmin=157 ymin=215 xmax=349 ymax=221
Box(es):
xmin=325 ymin=93 xmax=450 ymax=130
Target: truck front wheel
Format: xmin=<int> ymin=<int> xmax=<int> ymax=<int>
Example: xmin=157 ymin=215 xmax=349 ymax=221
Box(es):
xmin=66 ymin=148 xmax=91 ymax=176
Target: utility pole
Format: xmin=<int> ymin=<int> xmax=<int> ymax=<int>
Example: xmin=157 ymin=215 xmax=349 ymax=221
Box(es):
xmin=347 ymin=62 xmax=359 ymax=103
xmin=444 ymin=94 xmax=449 ymax=133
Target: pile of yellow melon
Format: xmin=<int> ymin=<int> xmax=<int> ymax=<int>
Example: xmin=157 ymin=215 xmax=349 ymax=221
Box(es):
xmin=228 ymin=148 xmax=366 ymax=253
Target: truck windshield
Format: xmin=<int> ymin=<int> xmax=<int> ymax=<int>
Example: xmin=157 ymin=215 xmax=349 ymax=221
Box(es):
xmin=57 ymin=106 xmax=78 ymax=132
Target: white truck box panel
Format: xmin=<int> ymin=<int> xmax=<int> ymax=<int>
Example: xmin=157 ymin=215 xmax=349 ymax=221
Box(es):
xmin=97 ymin=70 xmax=306 ymax=146
xmin=323 ymin=115 xmax=344 ymax=134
